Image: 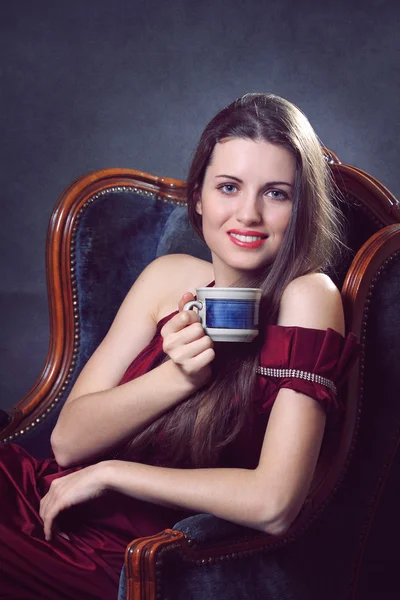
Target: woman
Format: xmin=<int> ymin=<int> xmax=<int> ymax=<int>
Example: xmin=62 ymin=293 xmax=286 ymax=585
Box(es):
xmin=0 ymin=93 xmax=358 ymax=599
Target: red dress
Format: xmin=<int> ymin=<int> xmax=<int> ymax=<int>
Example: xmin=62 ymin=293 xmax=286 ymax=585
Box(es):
xmin=0 ymin=312 xmax=359 ymax=599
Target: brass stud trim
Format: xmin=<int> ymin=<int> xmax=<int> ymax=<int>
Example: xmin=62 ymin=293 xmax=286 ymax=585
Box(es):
xmin=1 ymin=184 xmax=185 ymax=442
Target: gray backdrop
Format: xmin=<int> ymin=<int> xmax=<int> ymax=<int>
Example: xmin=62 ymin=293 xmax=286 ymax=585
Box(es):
xmin=1 ymin=0 xmax=399 ymax=409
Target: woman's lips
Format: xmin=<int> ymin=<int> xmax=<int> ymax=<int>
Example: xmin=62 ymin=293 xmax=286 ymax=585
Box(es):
xmin=228 ymin=231 xmax=267 ymax=248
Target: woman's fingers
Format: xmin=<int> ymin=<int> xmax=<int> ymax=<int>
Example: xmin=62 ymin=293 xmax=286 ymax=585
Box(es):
xmin=161 ymin=291 xmax=198 ymax=339
xmin=40 ymin=482 xmax=65 ymax=541
xmin=160 ymin=292 xmax=214 ymax=388
xmin=40 ymin=493 xmax=55 ymax=541
xmin=178 ymin=292 xmax=195 ymax=312
xmin=183 ymin=346 xmax=215 ymax=374
xmin=167 ymin=332 xmax=213 ymax=364
xmin=163 ymin=321 xmax=205 ymax=353
xmin=161 ymin=309 xmax=201 ymax=339
xmin=40 ymin=478 xmax=75 ymax=541
xmin=43 ymin=507 xmax=55 ymax=541
xmin=39 ymin=465 xmax=106 ymax=542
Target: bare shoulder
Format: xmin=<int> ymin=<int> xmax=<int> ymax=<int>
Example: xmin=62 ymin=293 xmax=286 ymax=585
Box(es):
xmin=63 ymin=254 xmax=213 ymax=403
xmin=142 ymin=254 xmax=214 ymax=321
xmin=145 ymin=253 xmax=212 ymax=281
xmin=278 ymin=273 xmax=345 ymax=335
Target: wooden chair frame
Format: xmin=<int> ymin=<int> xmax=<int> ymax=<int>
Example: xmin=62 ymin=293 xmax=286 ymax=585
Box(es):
xmin=1 ymin=152 xmax=400 ymax=600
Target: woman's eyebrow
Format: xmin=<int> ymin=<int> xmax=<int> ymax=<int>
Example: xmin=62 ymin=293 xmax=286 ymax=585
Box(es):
xmin=264 ymin=181 xmax=294 ymax=188
xmin=215 ymin=175 xmax=293 ymax=187
xmin=215 ymin=174 xmax=243 ymax=182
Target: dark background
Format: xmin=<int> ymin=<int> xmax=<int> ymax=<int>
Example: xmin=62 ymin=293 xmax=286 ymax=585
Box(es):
xmin=1 ymin=0 xmax=399 ymax=410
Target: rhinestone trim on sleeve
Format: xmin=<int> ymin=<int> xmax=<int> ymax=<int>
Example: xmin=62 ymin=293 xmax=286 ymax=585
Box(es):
xmin=256 ymin=366 xmax=337 ymax=394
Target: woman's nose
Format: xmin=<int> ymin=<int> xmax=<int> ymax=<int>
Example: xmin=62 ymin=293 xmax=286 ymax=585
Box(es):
xmin=236 ymin=194 xmax=262 ymax=225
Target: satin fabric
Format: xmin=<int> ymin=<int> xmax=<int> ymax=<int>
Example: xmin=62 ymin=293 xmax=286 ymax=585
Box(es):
xmin=0 ymin=315 xmax=358 ymax=599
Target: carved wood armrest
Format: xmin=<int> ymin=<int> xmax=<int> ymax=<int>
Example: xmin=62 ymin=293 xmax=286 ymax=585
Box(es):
xmin=124 ymin=524 xmax=275 ymax=600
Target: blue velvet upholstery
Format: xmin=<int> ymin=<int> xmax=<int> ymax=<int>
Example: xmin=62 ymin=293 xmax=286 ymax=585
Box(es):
xmin=74 ymin=192 xmax=210 ymax=368
xmin=14 ymin=190 xmax=210 ymax=458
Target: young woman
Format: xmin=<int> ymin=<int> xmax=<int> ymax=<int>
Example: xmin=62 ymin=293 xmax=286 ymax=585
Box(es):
xmin=0 ymin=93 xmax=358 ymax=599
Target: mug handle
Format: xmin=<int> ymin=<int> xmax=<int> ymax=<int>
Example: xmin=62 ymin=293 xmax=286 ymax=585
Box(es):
xmin=183 ymin=300 xmax=203 ymax=312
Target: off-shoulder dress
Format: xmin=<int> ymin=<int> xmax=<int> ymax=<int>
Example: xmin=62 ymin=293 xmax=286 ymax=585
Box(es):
xmin=0 ymin=310 xmax=359 ymax=599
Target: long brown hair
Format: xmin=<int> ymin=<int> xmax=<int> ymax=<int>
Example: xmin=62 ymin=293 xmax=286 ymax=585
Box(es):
xmin=122 ymin=93 xmax=343 ymax=467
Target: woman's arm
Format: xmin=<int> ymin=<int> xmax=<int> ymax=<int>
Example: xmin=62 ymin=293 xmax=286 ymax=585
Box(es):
xmin=106 ymin=274 xmax=343 ymax=531
xmin=41 ymin=383 xmax=325 ymax=539
xmin=42 ymin=273 xmax=344 ymax=538
xmin=51 ymin=254 xmax=214 ymax=467
xmin=106 ymin=386 xmax=324 ymax=534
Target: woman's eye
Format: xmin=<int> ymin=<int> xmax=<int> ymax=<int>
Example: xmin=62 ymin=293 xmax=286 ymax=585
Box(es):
xmin=219 ymin=184 xmax=238 ymax=195
xmin=267 ymin=189 xmax=288 ymax=201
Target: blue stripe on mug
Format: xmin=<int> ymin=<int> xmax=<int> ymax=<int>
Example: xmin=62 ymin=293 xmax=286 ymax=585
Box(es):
xmin=205 ymin=299 xmax=256 ymax=329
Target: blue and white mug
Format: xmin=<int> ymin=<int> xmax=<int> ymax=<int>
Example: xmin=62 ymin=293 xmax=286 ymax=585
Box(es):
xmin=183 ymin=287 xmax=262 ymax=342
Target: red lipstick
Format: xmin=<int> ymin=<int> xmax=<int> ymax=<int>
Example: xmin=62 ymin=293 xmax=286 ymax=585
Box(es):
xmin=227 ymin=229 xmax=267 ymax=249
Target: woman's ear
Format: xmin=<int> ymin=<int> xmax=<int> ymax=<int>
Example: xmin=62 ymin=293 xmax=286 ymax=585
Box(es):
xmin=194 ymin=189 xmax=202 ymax=215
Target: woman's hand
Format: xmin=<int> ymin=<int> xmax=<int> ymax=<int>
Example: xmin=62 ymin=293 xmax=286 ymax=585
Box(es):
xmin=161 ymin=292 xmax=215 ymax=391
xmin=39 ymin=463 xmax=109 ymax=541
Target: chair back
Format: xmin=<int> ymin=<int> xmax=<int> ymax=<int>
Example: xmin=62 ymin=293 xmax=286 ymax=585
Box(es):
xmin=1 ymin=155 xmax=399 ymax=509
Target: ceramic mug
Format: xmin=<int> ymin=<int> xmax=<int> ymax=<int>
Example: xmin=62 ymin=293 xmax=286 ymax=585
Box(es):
xmin=183 ymin=287 xmax=262 ymax=342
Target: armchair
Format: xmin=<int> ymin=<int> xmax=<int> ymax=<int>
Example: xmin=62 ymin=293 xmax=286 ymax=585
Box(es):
xmin=1 ymin=151 xmax=400 ymax=600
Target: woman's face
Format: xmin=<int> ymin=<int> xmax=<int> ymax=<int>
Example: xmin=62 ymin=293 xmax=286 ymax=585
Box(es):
xmin=196 ymin=138 xmax=296 ymax=286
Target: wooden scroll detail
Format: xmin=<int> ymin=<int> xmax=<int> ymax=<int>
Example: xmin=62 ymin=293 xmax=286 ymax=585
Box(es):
xmin=125 ymin=530 xmax=187 ymax=600
xmin=123 ymin=223 xmax=400 ymax=600
xmin=331 ymin=163 xmax=400 ymax=226
xmin=0 ymin=169 xmax=187 ymax=438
